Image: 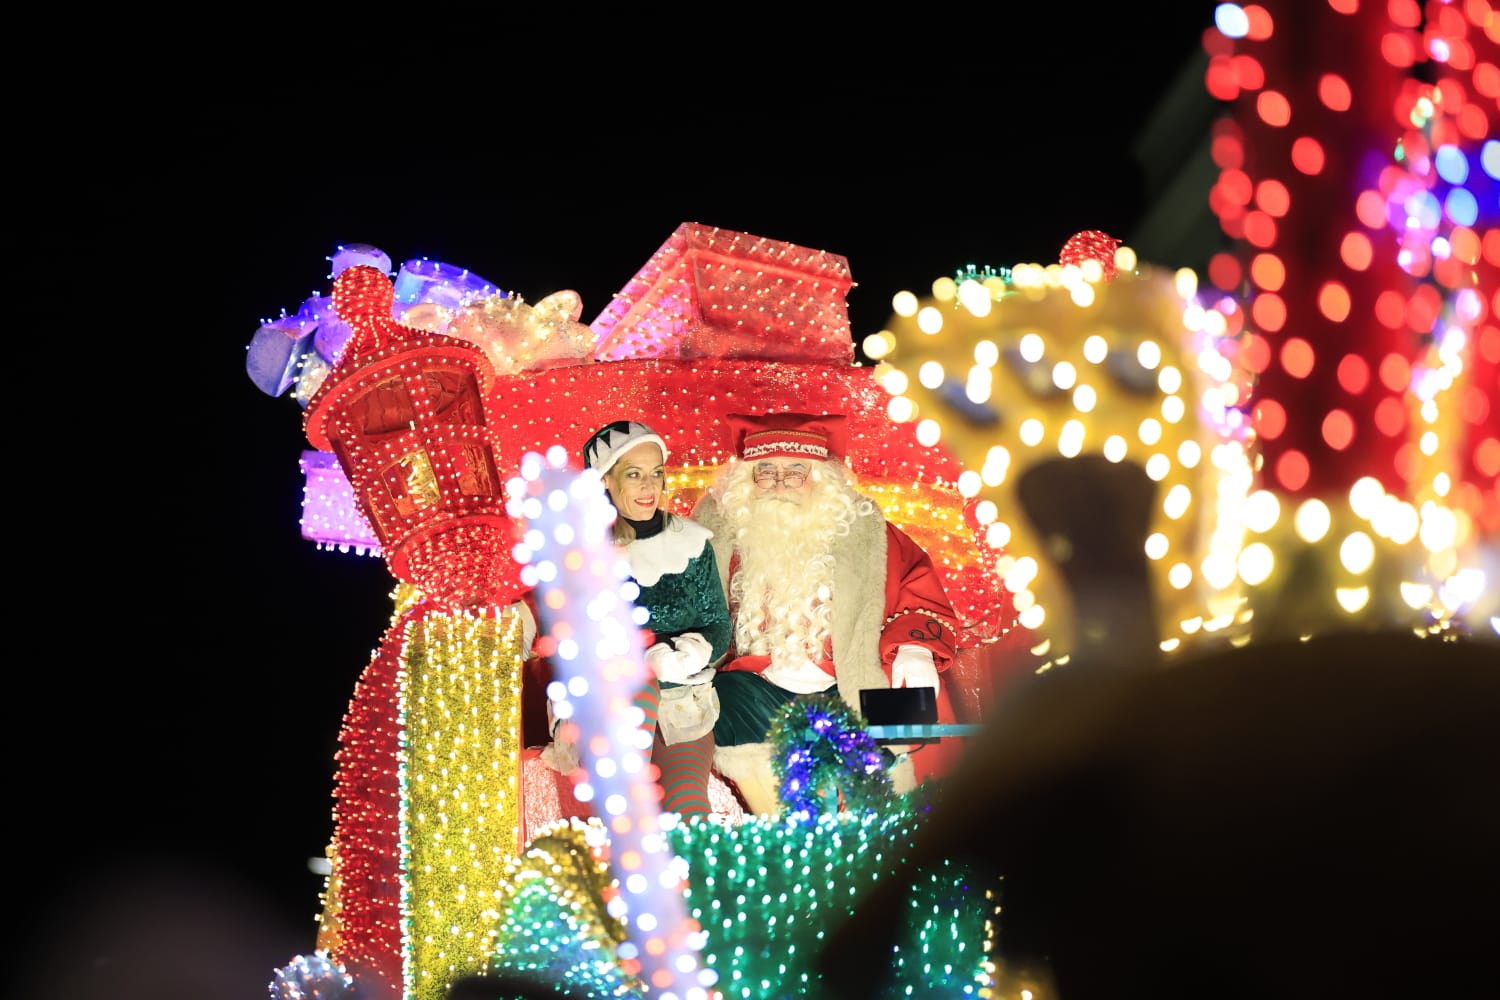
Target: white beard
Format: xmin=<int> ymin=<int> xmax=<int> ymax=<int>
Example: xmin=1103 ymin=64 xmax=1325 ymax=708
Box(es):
xmin=727 ymin=491 xmax=838 ymax=665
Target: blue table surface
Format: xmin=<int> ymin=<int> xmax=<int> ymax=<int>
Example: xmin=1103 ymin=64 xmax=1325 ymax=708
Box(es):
xmin=864 ymin=723 xmax=982 ymax=740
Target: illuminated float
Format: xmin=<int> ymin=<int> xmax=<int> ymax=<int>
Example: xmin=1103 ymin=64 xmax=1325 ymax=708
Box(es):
xmin=255 ymin=223 xmax=1023 ymax=1000
xmin=256 ymin=3 xmax=1496 ymax=996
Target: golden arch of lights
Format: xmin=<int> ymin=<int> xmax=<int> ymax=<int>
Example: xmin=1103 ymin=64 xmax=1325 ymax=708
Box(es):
xmin=866 ymin=244 xmax=1496 ymax=671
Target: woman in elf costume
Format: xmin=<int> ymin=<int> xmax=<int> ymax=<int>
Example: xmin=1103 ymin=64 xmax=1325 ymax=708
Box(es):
xmin=541 ymin=420 xmax=731 ymax=817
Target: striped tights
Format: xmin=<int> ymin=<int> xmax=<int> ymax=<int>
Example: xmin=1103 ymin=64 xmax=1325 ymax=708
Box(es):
xmin=636 ymin=680 xmax=716 ymax=818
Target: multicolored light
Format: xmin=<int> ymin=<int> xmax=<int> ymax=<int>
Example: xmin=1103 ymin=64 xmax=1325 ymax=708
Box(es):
xmin=870 ymin=1 xmax=1498 ymax=664
xmin=509 ymin=444 xmax=717 ymax=999
xmin=1201 ymin=0 xmax=1497 ymax=638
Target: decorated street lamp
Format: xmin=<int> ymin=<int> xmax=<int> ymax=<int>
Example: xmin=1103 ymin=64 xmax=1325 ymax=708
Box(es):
xmin=302 ymin=262 xmax=522 ymax=611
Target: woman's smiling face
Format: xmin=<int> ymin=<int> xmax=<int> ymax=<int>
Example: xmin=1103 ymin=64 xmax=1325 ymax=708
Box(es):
xmin=606 ymin=441 xmax=667 ymax=520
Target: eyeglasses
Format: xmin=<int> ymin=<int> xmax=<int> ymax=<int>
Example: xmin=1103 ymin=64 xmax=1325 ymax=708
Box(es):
xmin=753 ymin=467 xmax=808 ymax=489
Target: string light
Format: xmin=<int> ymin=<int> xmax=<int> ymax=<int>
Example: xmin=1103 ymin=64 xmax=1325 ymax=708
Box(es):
xmin=510 ymin=444 xmax=717 ymax=999
xmin=258 ymin=15 xmax=1499 ymax=980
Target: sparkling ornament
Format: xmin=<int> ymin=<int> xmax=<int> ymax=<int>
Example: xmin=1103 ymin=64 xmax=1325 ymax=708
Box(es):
xmin=1058 ymin=229 xmax=1122 ymax=281
xmin=268 ymin=950 xmax=357 ymax=999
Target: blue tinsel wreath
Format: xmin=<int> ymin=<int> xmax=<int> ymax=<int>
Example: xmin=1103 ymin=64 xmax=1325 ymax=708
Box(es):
xmin=766 ymin=691 xmax=895 ymax=820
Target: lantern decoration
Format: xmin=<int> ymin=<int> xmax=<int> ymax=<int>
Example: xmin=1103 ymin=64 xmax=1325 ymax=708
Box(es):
xmin=303 ymin=263 xmax=523 ymax=611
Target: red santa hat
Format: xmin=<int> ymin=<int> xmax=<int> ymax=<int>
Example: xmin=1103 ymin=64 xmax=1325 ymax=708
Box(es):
xmin=727 ymin=411 xmax=848 ymax=462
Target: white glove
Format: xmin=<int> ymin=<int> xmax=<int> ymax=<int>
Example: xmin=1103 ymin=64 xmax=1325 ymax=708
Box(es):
xmin=670 ymin=633 xmax=713 ymax=672
xmin=890 ymin=644 xmax=941 ymax=697
xmin=645 ymin=640 xmax=715 ymax=685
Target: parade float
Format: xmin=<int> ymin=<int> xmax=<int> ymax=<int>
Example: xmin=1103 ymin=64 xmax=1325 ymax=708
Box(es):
xmin=252 ymin=2 xmax=1496 ymax=997
xmin=250 ymin=223 xmax=1027 ymax=1000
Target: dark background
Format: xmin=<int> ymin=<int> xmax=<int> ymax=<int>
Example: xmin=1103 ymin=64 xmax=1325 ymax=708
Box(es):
xmin=28 ymin=7 xmax=1230 ymax=996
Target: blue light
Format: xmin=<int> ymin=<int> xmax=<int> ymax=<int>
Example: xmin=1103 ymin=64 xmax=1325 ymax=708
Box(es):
xmin=1435 ymin=145 xmax=1470 ymax=186
xmin=1444 ymin=187 xmax=1479 ymax=228
xmin=1214 ymin=3 xmax=1249 ymax=39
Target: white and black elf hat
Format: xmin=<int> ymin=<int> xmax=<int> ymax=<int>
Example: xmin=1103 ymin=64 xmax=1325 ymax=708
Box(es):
xmin=582 ymin=420 xmax=669 ymax=475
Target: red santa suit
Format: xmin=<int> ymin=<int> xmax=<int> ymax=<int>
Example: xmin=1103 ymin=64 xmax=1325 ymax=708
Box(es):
xmin=691 ymin=411 xmax=969 ymax=797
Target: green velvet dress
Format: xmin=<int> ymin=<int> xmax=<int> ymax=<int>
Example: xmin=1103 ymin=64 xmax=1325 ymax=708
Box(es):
xmin=622 ymin=511 xmax=731 ymax=660
xmin=622 ymin=511 xmax=731 ymax=744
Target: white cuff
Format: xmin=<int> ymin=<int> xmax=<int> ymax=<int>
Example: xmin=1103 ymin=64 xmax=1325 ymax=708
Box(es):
xmin=539 ymin=732 xmax=580 ymax=774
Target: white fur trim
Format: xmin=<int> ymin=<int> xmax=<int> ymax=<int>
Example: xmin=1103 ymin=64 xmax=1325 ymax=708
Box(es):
xmin=713 ymin=742 xmax=781 ymax=815
xmin=626 ymin=518 xmax=714 ymax=586
xmin=743 ymin=440 xmax=828 ymax=460
xmin=658 ymin=683 xmax=720 ymax=744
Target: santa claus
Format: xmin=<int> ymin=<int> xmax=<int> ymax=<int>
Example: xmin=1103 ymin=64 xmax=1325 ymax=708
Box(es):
xmin=692 ymin=411 xmax=965 ymax=814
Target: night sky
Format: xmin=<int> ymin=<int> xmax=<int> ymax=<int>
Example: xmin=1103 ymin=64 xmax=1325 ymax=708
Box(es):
xmin=32 ymin=7 xmax=1226 ymax=996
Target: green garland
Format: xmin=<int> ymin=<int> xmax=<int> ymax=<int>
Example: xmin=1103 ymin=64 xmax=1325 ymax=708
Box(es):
xmin=766 ymin=691 xmax=896 ymax=819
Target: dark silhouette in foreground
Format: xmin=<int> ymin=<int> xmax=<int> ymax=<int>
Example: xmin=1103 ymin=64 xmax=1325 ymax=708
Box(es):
xmin=820 ymin=630 xmax=1500 ymax=999
xmin=447 ymin=973 xmax=577 ymax=999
